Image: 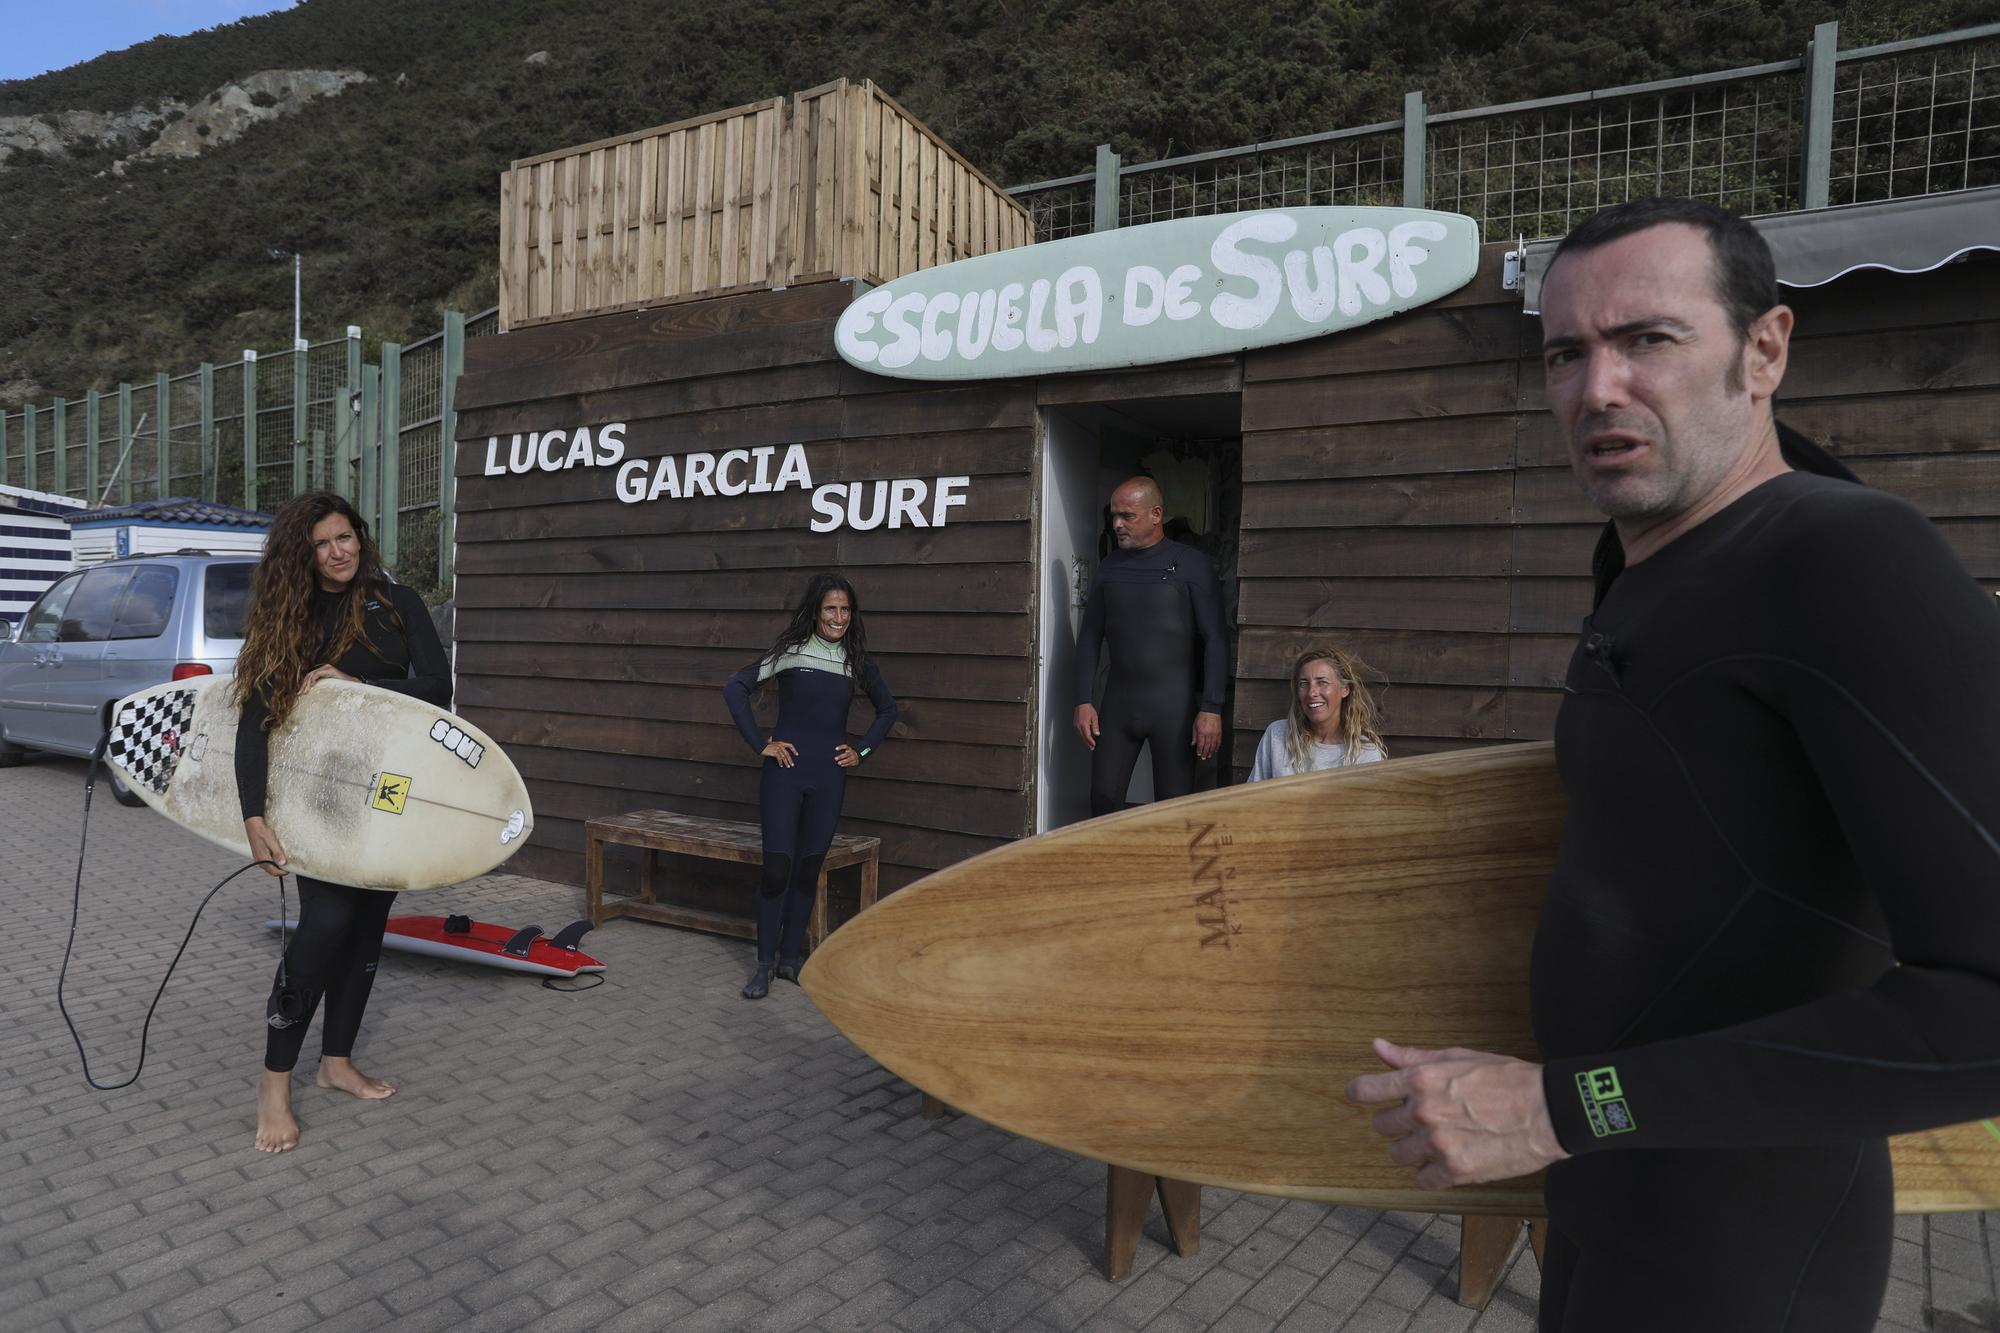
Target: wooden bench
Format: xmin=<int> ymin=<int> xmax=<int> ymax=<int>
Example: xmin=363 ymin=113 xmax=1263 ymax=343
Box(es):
xmin=584 ymin=810 xmax=881 ymax=951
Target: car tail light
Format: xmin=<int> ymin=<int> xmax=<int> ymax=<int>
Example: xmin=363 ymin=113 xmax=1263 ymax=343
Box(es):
xmin=171 ymin=663 xmax=213 ymax=681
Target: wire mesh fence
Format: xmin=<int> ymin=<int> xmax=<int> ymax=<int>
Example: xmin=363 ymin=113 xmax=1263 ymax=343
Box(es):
xmin=1831 ymin=33 xmax=2000 ymax=204
xmin=0 ymin=307 xmax=496 ymax=599
xmin=1011 ymin=22 xmax=1995 ymax=242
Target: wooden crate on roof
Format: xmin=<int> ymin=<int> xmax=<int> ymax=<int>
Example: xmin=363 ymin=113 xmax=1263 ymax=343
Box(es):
xmin=498 ymin=79 xmax=1034 ymax=331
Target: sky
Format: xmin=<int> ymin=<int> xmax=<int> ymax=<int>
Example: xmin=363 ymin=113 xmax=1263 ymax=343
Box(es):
xmin=0 ymin=0 xmax=297 ymax=84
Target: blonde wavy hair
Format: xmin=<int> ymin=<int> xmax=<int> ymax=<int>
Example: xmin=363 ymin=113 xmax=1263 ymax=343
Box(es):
xmin=1283 ymin=646 xmax=1387 ymax=776
xmin=232 ymin=491 xmax=401 ymax=731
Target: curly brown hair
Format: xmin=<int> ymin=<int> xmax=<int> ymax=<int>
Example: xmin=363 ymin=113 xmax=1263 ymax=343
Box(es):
xmin=232 ymin=491 xmax=402 ymax=731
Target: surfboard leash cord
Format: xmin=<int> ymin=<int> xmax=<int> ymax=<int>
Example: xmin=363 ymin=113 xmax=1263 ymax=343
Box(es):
xmin=56 ymin=741 xmax=291 ymax=1092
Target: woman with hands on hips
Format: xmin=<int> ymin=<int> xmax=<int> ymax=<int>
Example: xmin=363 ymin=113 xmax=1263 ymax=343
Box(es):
xmin=232 ymin=492 xmax=450 ymax=1153
xmin=723 ymin=573 xmax=897 ymax=1001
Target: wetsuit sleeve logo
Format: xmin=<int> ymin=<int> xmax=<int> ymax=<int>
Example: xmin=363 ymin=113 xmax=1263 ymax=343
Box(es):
xmin=1576 ymin=1065 xmax=1637 ymax=1138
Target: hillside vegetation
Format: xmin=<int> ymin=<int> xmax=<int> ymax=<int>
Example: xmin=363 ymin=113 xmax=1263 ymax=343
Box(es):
xmin=0 ymin=0 xmax=1982 ymax=402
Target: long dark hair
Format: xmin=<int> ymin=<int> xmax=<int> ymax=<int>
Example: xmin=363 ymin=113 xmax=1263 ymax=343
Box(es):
xmin=233 ymin=490 xmax=402 ymax=730
xmin=759 ymin=573 xmax=872 ymax=692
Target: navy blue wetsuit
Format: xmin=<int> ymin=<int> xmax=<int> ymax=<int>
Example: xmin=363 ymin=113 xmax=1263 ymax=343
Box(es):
xmin=1074 ymin=537 xmax=1228 ymax=815
xmin=1531 ymin=428 xmax=2000 ymax=1331
xmin=724 ymin=640 xmax=897 ymax=963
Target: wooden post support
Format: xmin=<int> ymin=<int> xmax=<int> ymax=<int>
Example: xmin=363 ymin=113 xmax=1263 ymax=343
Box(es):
xmin=1457 ymin=1216 xmax=1523 ymax=1310
xmin=155 ymin=373 xmax=171 ymax=500
xmin=242 ymin=351 xmax=259 ymax=511
xmin=1802 ymin=21 xmax=1839 ymax=210
xmin=198 ymin=363 xmax=215 ymax=501
xmin=378 ymin=341 xmax=401 ymax=568
xmin=1104 ymin=1166 xmax=1201 ymax=1281
xmin=439 ymin=310 xmax=465 ymax=589
xmin=53 ymin=397 xmax=69 ymax=499
xmin=1403 ymin=91 xmax=1427 ymax=209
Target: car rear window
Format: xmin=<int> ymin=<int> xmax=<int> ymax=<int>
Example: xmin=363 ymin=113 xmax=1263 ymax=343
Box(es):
xmin=204 ymin=563 xmax=255 ymax=639
xmin=60 ymin=566 xmax=133 ymax=642
xmin=109 ymin=565 xmax=179 ymax=640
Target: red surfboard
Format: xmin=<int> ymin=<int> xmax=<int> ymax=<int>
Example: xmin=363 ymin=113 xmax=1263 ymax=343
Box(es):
xmin=267 ymin=915 xmax=606 ymax=978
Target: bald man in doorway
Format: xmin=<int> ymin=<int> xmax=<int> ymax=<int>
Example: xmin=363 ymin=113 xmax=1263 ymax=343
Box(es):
xmin=1073 ymin=476 xmax=1229 ymax=816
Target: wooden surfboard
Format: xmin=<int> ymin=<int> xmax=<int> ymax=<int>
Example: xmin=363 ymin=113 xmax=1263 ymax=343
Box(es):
xmin=801 ymin=742 xmax=2000 ymax=1216
xmin=106 ymin=677 xmax=533 ymax=892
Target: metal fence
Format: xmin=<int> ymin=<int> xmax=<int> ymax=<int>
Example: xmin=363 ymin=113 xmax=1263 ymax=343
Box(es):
xmin=0 ymin=308 xmax=498 ymax=601
xmin=1014 ymin=19 xmax=2000 ymax=242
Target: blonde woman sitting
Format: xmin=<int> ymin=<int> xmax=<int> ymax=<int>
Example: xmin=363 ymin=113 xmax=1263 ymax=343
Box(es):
xmin=1247 ymin=647 xmax=1387 ymax=781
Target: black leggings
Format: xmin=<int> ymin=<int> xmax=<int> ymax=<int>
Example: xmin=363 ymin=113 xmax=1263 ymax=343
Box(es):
xmin=265 ymin=876 xmax=396 ymax=1073
xmin=1090 ymin=691 xmax=1201 ymax=816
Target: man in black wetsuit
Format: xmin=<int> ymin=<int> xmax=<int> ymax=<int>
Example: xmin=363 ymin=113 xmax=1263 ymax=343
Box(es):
xmin=1073 ymin=476 xmax=1228 ymax=816
xmin=1347 ymin=198 xmax=2000 ymax=1330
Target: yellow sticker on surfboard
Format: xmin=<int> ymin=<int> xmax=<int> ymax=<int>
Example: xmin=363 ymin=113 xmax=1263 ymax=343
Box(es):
xmin=371 ymin=772 xmax=412 ymax=814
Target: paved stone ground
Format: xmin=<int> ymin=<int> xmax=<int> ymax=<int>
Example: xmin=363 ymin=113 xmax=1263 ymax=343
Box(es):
xmin=4 ymin=754 xmax=1996 ymax=1333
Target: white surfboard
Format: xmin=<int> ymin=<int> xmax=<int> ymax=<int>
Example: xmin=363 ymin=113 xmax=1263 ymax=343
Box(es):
xmin=106 ymin=676 xmax=533 ymax=892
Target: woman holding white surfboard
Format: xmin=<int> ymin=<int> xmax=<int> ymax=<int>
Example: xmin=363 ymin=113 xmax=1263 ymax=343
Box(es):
xmin=724 ymin=574 xmax=898 ymax=1000
xmin=1246 ymin=646 xmax=1387 ymax=781
xmin=234 ymin=491 xmax=450 ymax=1153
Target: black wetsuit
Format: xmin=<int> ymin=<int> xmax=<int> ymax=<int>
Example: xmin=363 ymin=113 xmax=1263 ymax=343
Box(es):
xmin=1531 ymin=428 xmax=2000 ymax=1331
xmin=1073 ymin=537 xmax=1228 ymax=815
xmin=724 ymin=646 xmax=897 ymax=964
xmin=236 ymin=582 xmax=450 ymax=1074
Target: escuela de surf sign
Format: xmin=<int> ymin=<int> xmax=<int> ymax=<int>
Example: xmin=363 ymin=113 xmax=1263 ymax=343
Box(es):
xmin=835 ymin=206 xmax=1482 ymax=379
xmin=475 ymin=207 xmax=1479 ymax=528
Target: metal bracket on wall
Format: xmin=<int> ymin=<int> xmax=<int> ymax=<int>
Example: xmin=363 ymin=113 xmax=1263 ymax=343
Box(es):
xmin=1502 ymin=236 xmax=1527 ymax=292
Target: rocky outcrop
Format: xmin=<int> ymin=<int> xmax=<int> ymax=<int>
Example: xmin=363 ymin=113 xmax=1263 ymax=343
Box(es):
xmin=0 ymin=68 xmax=367 ymax=173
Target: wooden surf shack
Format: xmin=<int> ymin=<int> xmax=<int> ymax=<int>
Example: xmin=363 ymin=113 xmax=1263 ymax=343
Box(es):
xmin=455 ymin=83 xmax=2000 ymax=925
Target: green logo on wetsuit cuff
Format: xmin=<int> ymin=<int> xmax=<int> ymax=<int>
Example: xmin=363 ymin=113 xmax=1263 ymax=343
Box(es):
xmin=1576 ymin=1066 xmax=1637 ymax=1138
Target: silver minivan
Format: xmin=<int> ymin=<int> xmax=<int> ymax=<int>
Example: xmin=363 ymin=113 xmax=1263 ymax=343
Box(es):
xmin=0 ymin=552 xmax=256 ymax=805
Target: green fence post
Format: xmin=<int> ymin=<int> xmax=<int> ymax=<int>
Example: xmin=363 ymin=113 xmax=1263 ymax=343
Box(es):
xmin=242 ymin=351 xmax=258 ymax=510
xmin=1092 ymin=144 xmax=1121 ymax=232
xmin=0 ymin=410 xmax=8 ymax=489
xmin=333 ymin=386 xmax=355 ymax=499
xmin=359 ymin=365 xmax=380 ymax=530
xmin=292 ymin=346 xmax=309 ymax=497
xmin=378 ymin=342 xmax=401 ymax=569
xmin=439 ymin=310 xmax=465 ymax=590
xmin=1803 ymin=21 xmax=1839 ymax=210
xmin=73 ymin=392 xmax=88 ymax=500
xmin=345 ymin=326 xmax=363 ymax=401
xmin=312 ymin=428 xmax=327 ymax=490
xmin=22 ymin=405 xmax=36 ymax=492
xmin=118 ymin=384 xmax=136 ymax=505
xmin=156 ymin=373 xmax=171 ymax=500
xmin=1402 ymin=91 xmax=1427 ymax=209
xmin=53 ymin=397 xmax=69 ymax=499
xmin=197 ymin=363 xmax=215 ymax=501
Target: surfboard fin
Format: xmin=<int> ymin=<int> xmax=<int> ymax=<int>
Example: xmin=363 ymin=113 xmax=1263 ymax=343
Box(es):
xmin=547 ymin=920 xmax=593 ymax=952
xmin=500 ymin=925 xmax=544 ymax=957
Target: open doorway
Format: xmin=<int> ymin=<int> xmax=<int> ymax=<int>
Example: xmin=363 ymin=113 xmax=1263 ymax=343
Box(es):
xmin=1035 ymin=397 xmax=1243 ymax=834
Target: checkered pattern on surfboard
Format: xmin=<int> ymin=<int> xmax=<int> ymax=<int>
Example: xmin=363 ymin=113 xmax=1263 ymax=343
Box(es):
xmin=108 ymin=689 xmax=198 ymax=794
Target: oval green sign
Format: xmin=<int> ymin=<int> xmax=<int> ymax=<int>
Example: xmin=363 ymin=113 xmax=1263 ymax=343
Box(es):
xmin=835 ymin=206 xmax=1481 ymax=380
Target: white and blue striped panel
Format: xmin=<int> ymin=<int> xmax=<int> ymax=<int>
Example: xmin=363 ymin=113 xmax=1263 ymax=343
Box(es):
xmin=0 ymin=515 xmax=72 ymax=625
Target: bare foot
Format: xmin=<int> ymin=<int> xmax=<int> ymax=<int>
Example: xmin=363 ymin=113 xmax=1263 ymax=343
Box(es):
xmin=315 ymin=1056 xmax=396 ymax=1100
xmin=255 ymin=1071 xmax=300 ymax=1152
